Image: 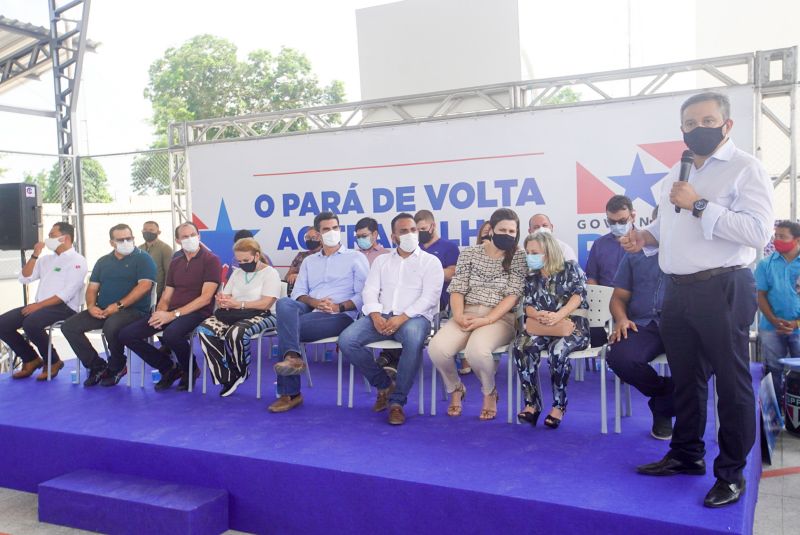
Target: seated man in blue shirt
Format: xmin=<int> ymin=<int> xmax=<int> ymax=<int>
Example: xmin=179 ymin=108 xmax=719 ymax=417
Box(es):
xmin=606 ymin=245 xmax=673 ymax=440
xmin=586 ymin=195 xmax=634 ymax=347
xmin=269 ymin=211 xmax=370 ymax=413
xmin=755 ymin=220 xmax=800 ymax=406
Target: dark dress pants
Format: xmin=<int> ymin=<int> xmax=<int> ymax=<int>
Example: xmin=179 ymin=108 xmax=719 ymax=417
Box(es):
xmin=118 ymin=312 xmax=205 ymax=373
xmin=0 ymin=304 xmax=75 ymax=363
xmin=659 ymin=269 xmax=757 ymax=484
xmin=61 ymin=309 xmax=147 ymax=373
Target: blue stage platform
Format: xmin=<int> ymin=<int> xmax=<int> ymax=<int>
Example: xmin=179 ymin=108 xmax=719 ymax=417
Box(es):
xmin=0 ymin=349 xmax=761 ymax=535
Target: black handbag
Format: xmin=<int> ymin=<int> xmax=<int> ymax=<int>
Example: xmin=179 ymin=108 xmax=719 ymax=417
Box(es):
xmin=214 ymin=308 xmax=266 ymax=324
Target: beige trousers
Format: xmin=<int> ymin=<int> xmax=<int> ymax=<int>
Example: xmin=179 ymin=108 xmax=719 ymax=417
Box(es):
xmin=428 ymin=304 xmax=516 ymax=395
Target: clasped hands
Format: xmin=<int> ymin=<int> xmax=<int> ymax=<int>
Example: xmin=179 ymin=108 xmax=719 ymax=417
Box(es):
xmin=525 ymin=306 xmax=564 ymax=327
xmin=773 ymin=318 xmax=797 ymax=335
xmin=454 ymin=313 xmax=493 ymax=332
xmin=371 ymin=313 xmax=407 ymax=335
xmin=215 ymin=293 xmax=241 ymax=310
xmin=87 ymin=303 xmax=121 ymax=320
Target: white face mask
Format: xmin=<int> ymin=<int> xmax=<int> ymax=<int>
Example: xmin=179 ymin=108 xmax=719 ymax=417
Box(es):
xmin=398 ymin=232 xmax=419 ymax=253
xmin=115 ymin=239 xmax=135 ymax=256
xmin=45 ymin=236 xmax=64 ymax=251
xmin=533 ymin=227 xmax=552 ymax=235
xmin=181 ymin=235 xmax=200 ymax=253
xmin=321 ymin=229 xmax=341 ymax=247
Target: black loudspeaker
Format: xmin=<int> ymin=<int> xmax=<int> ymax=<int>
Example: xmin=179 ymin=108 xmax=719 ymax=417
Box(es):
xmin=0 ymin=183 xmax=43 ymax=250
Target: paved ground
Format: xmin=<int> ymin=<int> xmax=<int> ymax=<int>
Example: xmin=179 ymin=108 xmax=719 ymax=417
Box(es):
xmin=1 ymin=430 xmax=798 ymax=534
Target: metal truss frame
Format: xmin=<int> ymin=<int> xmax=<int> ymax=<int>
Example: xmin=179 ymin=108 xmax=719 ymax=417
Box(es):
xmin=169 ymin=46 xmax=798 ymax=220
xmin=48 ymin=0 xmax=92 ymax=252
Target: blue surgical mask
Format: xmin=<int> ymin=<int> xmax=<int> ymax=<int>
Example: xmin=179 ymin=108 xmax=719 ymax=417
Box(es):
xmin=526 ymin=254 xmax=544 ymax=271
xmin=356 ymin=236 xmax=372 ymax=250
xmin=610 ymin=221 xmax=632 ymax=238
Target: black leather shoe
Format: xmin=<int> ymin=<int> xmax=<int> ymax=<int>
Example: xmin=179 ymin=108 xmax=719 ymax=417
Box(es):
xmin=154 ymin=366 xmax=181 ymax=391
xmin=177 ymin=366 xmax=201 ymax=392
xmin=704 ymin=478 xmax=745 ymax=508
xmin=636 ymin=455 xmax=706 ymax=476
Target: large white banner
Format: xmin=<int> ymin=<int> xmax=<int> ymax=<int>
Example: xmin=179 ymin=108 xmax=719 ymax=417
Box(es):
xmin=188 ymin=86 xmax=754 ymax=271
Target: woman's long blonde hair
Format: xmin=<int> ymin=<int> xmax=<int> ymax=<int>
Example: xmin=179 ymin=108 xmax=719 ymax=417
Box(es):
xmin=524 ymin=231 xmax=565 ymax=274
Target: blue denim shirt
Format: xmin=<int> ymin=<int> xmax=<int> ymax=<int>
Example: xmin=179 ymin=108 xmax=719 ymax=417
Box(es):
xmin=612 ymin=251 xmax=664 ymax=326
xmin=290 ymin=246 xmax=370 ymax=319
xmin=755 ymin=252 xmax=800 ymax=332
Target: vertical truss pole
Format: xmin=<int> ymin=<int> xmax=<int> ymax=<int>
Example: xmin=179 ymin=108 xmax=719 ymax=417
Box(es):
xmin=48 ymin=0 xmax=91 ymax=246
xmin=790 ymin=85 xmax=797 ymax=221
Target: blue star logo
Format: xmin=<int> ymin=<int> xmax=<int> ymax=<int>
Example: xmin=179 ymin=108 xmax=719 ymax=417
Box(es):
xmin=608 ymin=154 xmax=667 ymax=207
xmin=199 ymin=200 xmax=259 ymax=267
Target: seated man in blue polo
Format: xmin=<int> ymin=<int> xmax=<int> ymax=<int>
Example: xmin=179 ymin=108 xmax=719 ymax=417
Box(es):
xmin=120 ymin=222 xmax=221 ymax=392
xmin=61 ymin=223 xmax=156 ymax=387
xmin=755 ymin=219 xmax=800 ymax=406
xmin=339 ymin=212 xmax=443 ymax=425
xmin=0 ymin=222 xmax=87 ymax=380
xmin=269 ymin=211 xmax=370 ymax=413
xmin=606 ymin=239 xmax=673 ymax=440
xmin=586 ymin=194 xmax=634 ymax=347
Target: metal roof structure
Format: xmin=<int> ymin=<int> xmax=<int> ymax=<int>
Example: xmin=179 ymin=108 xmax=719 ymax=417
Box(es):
xmin=0 ymin=13 xmax=97 ymax=115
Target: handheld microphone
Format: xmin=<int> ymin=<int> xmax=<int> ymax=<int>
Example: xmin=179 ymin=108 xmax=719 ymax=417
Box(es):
xmin=674 ymin=149 xmax=695 ymax=213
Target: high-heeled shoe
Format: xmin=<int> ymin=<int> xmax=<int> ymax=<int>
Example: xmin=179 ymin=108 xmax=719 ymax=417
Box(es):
xmin=544 ymin=408 xmax=564 ymax=429
xmin=479 ymin=389 xmax=499 ymax=421
xmin=517 ymin=408 xmax=541 ymax=426
xmin=447 ymin=383 xmax=466 ymax=417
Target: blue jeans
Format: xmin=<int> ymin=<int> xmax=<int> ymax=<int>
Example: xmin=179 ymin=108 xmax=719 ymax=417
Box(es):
xmin=760 ymin=329 xmax=800 ymax=405
xmin=275 ymin=297 xmax=353 ymax=396
xmin=338 ymin=314 xmax=430 ymax=407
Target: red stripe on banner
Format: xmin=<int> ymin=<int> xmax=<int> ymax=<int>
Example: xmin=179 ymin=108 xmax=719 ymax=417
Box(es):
xmin=252 ymin=152 xmax=545 ymax=177
xmin=761 ymin=466 xmax=800 ymax=478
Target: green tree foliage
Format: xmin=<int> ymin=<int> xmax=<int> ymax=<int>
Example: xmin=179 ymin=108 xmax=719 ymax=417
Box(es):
xmin=132 ymin=35 xmax=345 ymax=194
xmin=542 ymin=87 xmax=581 ymax=105
xmin=25 ymin=159 xmax=112 ymax=203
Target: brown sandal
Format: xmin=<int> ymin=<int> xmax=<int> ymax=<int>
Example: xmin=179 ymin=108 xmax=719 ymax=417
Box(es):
xmin=479 ymin=389 xmax=499 ymax=421
xmin=447 ymin=383 xmax=467 ymax=417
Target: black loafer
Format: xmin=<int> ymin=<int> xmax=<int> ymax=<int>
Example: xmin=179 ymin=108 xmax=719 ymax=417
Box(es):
xmin=636 ymin=455 xmax=706 ymax=476
xmin=704 ymin=478 xmax=745 ymax=508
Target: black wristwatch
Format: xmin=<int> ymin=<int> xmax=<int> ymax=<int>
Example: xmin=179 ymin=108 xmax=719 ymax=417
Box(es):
xmin=116 ymin=301 xmax=126 ymax=310
xmin=692 ymin=198 xmax=709 ymax=218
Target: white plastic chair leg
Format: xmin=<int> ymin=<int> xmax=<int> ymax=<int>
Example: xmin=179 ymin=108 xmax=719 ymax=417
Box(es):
xmin=256 ymin=337 xmax=263 ymax=399
xmin=507 ymin=354 xmax=513 ymax=424
xmin=337 ymin=349 xmax=343 ymax=407
xmin=418 ymin=364 xmax=424 ymax=416
xmin=348 ymin=362 xmax=355 ymax=408
xmin=614 ymin=375 xmax=622 ymax=434
xmin=600 ymin=351 xmax=608 ymax=434
xmin=430 ymin=365 xmax=437 ymax=416
xmin=625 ymin=384 xmax=632 ymax=417
xmin=46 ymin=326 xmax=54 ymax=381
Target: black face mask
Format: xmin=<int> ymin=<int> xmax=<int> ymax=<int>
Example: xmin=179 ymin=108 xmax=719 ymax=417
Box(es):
xmin=418 ymin=230 xmax=433 ymax=244
xmin=305 ymin=239 xmax=321 ymax=250
xmin=492 ymin=233 xmax=517 ymax=251
xmin=683 ymin=125 xmax=725 ymax=156
xmin=142 ymin=232 xmax=158 ymax=242
xmin=239 ymin=260 xmax=258 ymax=273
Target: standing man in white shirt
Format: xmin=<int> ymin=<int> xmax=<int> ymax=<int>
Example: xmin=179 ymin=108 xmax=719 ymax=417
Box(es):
xmin=528 ymin=214 xmax=578 ymax=262
xmin=622 ymin=92 xmax=774 ymax=508
xmin=338 ymin=212 xmax=444 ymax=425
xmin=0 ymin=222 xmax=87 ymax=380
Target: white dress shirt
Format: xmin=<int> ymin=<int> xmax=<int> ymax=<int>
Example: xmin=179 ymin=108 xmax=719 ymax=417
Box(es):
xmin=18 ymin=247 xmax=88 ymax=312
xmin=361 ymin=247 xmax=444 ymax=323
xmin=645 ymin=139 xmax=774 ymax=275
xmin=557 ymin=238 xmax=578 ymax=263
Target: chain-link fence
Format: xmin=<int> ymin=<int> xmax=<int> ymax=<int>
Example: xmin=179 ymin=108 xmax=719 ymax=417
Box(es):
xmin=0 ymin=149 xmax=172 ymax=309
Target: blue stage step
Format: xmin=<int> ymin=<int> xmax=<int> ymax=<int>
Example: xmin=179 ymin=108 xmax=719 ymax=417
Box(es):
xmin=38 ymin=469 xmax=228 ymax=535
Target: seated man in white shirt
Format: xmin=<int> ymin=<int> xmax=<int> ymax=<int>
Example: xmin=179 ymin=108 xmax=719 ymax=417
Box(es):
xmin=528 ymin=213 xmax=578 ymax=262
xmin=0 ymin=222 xmax=88 ymax=380
xmin=338 ymin=212 xmax=444 ymax=425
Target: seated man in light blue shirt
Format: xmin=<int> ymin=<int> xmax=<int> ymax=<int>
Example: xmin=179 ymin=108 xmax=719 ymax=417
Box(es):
xmin=755 ymin=219 xmax=800 ymax=407
xmin=269 ymin=211 xmax=370 ymax=413
xmin=339 ymin=213 xmax=443 ymax=425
